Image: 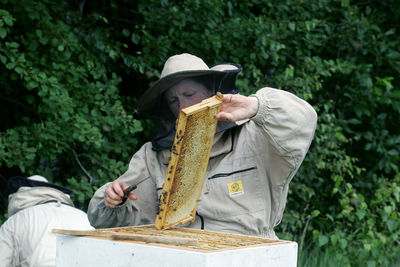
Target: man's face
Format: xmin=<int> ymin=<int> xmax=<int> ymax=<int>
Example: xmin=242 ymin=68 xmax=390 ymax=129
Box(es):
xmin=165 ymin=79 xmax=211 ymax=118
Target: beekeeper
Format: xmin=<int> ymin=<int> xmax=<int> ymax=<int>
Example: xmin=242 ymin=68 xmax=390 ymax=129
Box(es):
xmin=0 ymin=175 xmax=93 ymax=266
xmin=88 ymin=53 xmax=317 ymax=239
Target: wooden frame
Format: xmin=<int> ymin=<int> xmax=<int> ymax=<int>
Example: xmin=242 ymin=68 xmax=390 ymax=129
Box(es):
xmin=155 ymin=93 xmax=223 ymax=230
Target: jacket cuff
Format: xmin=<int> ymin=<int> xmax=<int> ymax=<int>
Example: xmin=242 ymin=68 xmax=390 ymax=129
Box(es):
xmin=249 ymin=90 xmax=271 ymax=124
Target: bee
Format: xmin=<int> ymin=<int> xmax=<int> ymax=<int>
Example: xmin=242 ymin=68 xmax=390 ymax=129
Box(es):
xmin=176 ymin=135 xmax=184 ymax=144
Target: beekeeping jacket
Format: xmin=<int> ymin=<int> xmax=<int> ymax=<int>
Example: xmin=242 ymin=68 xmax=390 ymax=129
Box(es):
xmin=0 ymin=186 xmax=93 ymax=267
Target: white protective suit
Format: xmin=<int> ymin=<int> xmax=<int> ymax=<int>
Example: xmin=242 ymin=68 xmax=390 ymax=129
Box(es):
xmin=0 ymin=177 xmax=93 ymax=267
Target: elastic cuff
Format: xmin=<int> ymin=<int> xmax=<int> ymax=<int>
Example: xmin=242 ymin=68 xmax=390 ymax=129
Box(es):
xmin=249 ymin=92 xmax=270 ymax=124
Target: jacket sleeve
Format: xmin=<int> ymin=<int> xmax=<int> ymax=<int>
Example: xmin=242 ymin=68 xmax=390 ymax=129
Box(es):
xmin=88 ymin=143 xmax=159 ymax=228
xmin=250 ymin=87 xmax=317 ymax=170
xmin=0 ymin=217 xmax=17 ymax=266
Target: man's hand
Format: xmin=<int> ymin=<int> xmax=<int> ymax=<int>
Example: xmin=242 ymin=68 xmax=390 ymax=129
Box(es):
xmin=216 ymin=94 xmax=259 ymax=122
xmin=104 ymin=180 xmax=138 ymax=208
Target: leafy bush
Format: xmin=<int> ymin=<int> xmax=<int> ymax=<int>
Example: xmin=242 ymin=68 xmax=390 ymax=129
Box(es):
xmin=1 ymin=0 xmax=399 ymax=264
xmin=0 ymin=1 xmax=145 ymax=211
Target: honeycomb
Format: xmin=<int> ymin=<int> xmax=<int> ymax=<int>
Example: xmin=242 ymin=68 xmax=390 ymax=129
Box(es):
xmin=155 ymin=94 xmax=223 ymax=230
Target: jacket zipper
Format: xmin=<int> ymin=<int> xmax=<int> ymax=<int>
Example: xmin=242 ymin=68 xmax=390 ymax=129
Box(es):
xmin=207 ymin=166 xmax=257 ymax=180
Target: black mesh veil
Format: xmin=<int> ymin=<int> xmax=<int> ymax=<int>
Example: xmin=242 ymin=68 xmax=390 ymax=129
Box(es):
xmin=149 ymin=67 xmax=241 ymax=151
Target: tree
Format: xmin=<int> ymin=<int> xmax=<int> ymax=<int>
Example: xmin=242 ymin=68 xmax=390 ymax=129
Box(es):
xmin=1 ymin=0 xmax=399 ymax=264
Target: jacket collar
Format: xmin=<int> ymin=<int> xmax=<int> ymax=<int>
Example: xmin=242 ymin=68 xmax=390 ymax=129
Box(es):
xmin=209 ymin=130 xmax=234 ymax=158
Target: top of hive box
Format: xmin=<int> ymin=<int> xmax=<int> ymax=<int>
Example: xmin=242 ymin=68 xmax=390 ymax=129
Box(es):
xmin=53 ymin=225 xmax=293 ymax=253
xmin=155 ymin=93 xmax=223 ymax=230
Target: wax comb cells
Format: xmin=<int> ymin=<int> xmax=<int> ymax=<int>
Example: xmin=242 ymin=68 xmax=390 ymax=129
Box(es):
xmin=155 ymin=93 xmax=223 ymax=230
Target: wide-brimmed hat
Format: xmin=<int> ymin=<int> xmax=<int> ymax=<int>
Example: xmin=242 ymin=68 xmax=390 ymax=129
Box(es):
xmin=134 ymin=53 xmax=242 ymax=117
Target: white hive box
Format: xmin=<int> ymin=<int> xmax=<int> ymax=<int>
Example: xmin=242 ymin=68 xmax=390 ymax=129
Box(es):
xmin=54 ymin=226 xmax=297 ymax=267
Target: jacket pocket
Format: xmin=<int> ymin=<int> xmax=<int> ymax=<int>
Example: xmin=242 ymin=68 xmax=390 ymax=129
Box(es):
xmin=204 ymin=165 xmax=264 ymax=218
xmin=208 ymin=167 xmax=257 ymax=180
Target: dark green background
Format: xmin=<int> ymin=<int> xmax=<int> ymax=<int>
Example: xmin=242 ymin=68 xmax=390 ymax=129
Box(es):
xmin=1 ymin=0 xmax=399 ymax=265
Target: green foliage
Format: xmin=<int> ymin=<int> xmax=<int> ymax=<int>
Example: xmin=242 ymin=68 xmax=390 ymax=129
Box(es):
xmin=0 ymin=1 xmax=144 ymax=211
xmin=298 ymin=245 xmax=351 ymax=267
xmin=1 ymin=0 xmax=400 ymax=263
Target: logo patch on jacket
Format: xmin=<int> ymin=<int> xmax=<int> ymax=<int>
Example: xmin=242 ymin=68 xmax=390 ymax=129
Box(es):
xmin=227 ymin=181 xmax=244 ymax=197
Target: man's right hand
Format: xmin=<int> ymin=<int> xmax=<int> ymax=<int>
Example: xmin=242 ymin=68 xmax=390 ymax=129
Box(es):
xmin=104 ymin=180 xmax=138 ymax=208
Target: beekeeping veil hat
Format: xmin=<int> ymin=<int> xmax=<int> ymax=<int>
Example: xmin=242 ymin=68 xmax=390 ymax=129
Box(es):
xmin=134 ymin=53 xmax=242 ymax=117
xmin=6 ymin=175 xmax=74 ymax=216
xmin=133 ymin=53 xmax=242 ymax=151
